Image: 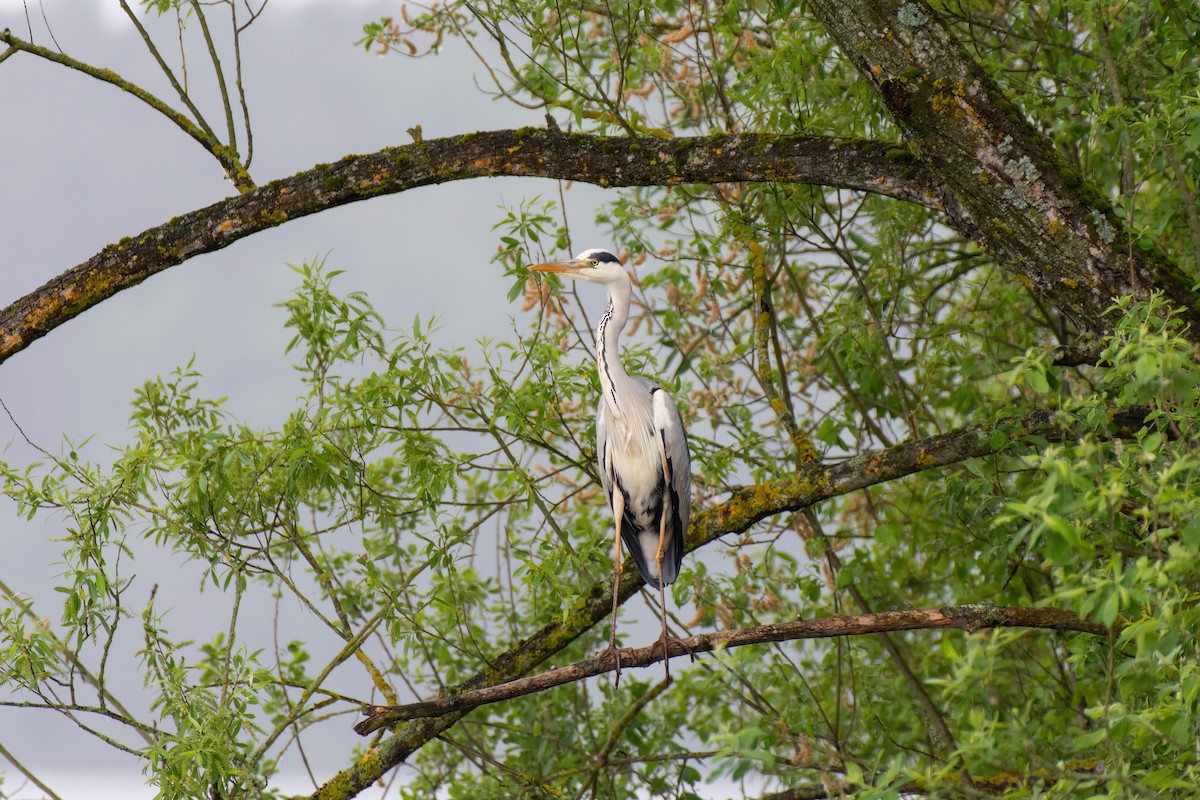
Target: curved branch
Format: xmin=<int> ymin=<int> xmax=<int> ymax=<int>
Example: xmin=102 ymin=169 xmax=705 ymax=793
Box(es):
xmin=0 ymin=128 xmax=934 ymax=366
xmin=354 ymin=603 xmax=1111 ymax=734
xmin=309 ymin=405 xmax=1146 ymax=799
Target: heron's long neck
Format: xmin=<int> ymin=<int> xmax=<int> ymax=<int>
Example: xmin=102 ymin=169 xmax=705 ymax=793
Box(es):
xmin=596 ymin=278 xmax=636 ymax=419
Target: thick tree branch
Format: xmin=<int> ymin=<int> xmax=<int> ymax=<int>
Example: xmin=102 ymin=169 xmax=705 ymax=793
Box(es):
xmin=0 ymin=129 xmax=934 ymax=366
xmin=310 ymin=405 xmax=1146 ymax=799
xmin=805 ymin=0 xmax=1200 ymax=335
xmin=354 ymin=603 xmax=1111 ymax=734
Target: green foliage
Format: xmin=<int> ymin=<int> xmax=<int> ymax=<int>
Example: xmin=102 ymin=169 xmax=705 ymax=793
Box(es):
xmin=7 ymin=0 xmax=1200 ymax=797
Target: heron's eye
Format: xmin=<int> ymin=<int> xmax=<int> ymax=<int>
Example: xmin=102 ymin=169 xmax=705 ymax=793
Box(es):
xmin=591 ymin=259 xmax=600 ymax=267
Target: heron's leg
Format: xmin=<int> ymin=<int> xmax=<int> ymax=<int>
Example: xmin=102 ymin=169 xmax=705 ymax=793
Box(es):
xmin=653 ymin=437 xmax=675 ymax=680
xmin=655 ymin=510 xmax=671 ymax=681
xmin=609 ymin=490 xmax=625 ymax=686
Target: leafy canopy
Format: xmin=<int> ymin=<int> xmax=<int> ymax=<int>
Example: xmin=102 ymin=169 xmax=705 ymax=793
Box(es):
xmin=4 ymin=0 xmax=1200 ymax=798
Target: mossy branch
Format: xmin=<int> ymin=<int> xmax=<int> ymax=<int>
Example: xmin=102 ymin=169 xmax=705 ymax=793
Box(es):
xmin=0 ymin=128 xmax=934 ymax=366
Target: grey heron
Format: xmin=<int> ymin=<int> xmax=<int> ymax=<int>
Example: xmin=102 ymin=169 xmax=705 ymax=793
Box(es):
xmin=530 ymin=248 xmax=691 ymax=681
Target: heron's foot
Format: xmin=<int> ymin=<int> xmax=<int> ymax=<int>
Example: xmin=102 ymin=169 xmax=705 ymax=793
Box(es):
xmin=596 ymin=644 xmax=624 ymax=686
xmin=653 ymin=632 xmax=696 ymax=670
xmin=673 ymin=634 xmax=697 ymax=662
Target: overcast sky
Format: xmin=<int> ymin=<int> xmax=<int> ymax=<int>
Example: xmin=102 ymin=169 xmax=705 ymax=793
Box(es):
xmin=1 ymin=2 xmax=623 ymax=797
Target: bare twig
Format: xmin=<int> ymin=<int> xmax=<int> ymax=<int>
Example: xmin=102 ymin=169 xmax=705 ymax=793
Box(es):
xmin=354 ymin=603 xmax=1112 ymax=735
xmin=189 ymin=0 xmax=238 ymax=154
xmin=116 ymin=0 xmax=218 ymax=141
xmin=229 ymin=1 xmax=255 ymax=167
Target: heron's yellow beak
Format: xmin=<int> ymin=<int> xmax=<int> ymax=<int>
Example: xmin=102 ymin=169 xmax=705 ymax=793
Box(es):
xmin=529 ymin=259 xmax=587 ymax=275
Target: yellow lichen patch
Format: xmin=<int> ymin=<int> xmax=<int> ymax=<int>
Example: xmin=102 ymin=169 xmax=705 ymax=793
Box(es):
xmin=1047 ymin=218 xmax=1063 ymax=234
xmin=355 ymin=171 xmax=387 ymax=193
xmin=930 ymin=91 xmax=961 ymax=119
xmin=1062 ymin=277 xmax=1077 ymax=288
xmin=916 ymin=448 xmax=936 ymax=468
xmin=962 ymin=102 xmax=987 ymax=131
xmin=216 ymin=219 xmax=237 ymax=234
xmin=23 ymin=292 xmax=66 ymax=331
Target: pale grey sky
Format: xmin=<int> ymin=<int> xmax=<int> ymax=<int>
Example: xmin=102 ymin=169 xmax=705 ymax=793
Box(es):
xmin=1 ymin=2 xmax=624 ymax=797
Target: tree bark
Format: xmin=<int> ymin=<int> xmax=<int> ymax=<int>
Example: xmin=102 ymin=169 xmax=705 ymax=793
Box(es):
xmin=806 ymin=0 xmax=1199 ymax=332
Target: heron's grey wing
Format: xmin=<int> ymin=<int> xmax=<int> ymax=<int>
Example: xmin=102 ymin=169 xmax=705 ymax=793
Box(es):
xmin=650 ymin=385 xmax=691 ymax=586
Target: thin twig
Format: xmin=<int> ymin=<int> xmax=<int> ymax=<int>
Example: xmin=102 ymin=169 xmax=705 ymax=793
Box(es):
xmin=38 ymin=1 xmax=63 ymax=53
xmin=0 ymin=741 xmax=63 ymax=800
xmin=0 ymin=577 xmax=155 ymax=745
xmin=189 ymin=0 xmax=238 ymax=154
xmin=116 ymin=0 xmax=218 ymax=141
xmin=229 ymin=1 xmax=255 ymax=167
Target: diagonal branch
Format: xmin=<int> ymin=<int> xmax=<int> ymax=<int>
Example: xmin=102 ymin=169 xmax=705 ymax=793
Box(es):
xmin=308 ymin=405 xmax=1147 ymax=800
xmin=0 ymin=129 xmax=934 ymax=366
xmin=354 ymin=603 xmax=1112 ymax=734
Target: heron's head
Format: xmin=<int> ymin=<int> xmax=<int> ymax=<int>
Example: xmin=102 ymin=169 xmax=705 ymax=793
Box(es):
xmin=529 ymin=248 xmax=625 ymax=285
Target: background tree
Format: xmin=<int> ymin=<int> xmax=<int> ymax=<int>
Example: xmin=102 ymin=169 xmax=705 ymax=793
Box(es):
xmin=2 ymin=1 xmax=1199 ymax=799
